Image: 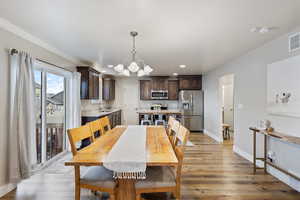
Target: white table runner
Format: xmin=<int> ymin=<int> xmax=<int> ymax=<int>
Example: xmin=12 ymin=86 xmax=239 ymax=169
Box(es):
xmin=103 ymin=125 xmax=147 ymax=179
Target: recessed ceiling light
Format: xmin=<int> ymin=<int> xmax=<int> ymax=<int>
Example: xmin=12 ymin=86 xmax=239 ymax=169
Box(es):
xmin=173 ymin=73 xmax=178 ymax=76
xmin=179 ymin=65 xmax=186 ymax=68
xmin=107 ymin=65 xmax=114 ymax=68
xmin=101 ymin=70 xmax=106 ymax=73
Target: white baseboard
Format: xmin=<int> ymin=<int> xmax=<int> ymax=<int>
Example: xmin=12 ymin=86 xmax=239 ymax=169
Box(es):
xmin=203 ymin=129 xmax=222 ymax=143
xmin=233 ymin=145 xmax=300 ymax=192
xmin=0 ymin=183 xmax=16 ymax=198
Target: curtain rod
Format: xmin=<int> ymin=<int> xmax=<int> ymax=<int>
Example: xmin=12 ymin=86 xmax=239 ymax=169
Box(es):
xmin=10 ymin=48 xmax=74 ymax=73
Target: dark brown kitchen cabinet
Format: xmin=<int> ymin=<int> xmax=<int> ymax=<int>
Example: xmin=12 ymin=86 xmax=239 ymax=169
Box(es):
xmin=102 ymin=76 xmax=115 ymax=101
xmin=77 ymin=66 xmax=100 ymax=99
xmin=179 ymin=75 xmax=202 ymax=90
xmin=140 ymin=80 xmax=152 ymax=100
xmin=168 ymin=80 xmax=179 ymax=100
xmin=151 ymin=78 xmax=168 ymax=90
xmin=109 ymin=110 xmax=122 ymax=128
xmin=82 ymin=110 xmax=122 ymax=128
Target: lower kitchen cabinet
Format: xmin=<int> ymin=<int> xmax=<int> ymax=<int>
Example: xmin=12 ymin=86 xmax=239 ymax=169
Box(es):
xmin=108 ymin=110 xmax=122 ymax=128
xmin=81 ymin=110 xmax=122 ymax=129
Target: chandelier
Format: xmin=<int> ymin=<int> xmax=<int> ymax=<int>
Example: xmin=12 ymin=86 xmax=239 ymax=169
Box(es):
xmin=112 ymin=31 xmax=153 ymax=77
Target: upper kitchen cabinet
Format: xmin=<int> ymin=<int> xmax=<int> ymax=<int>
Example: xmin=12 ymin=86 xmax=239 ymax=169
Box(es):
xmin=140 ymin=80 xmax=152 ymax=100
xmin=179 ymin=75 xmax=202 ymax=90
xmin=77 ymin=66 xmax=100 ymax=99
xmin=151 ymin=77 xmax=168 ymax=90
xmin=102 ymin=76 xmax=115 ymax=101
xmin=168 ymin=80 xmax=179 ymax=100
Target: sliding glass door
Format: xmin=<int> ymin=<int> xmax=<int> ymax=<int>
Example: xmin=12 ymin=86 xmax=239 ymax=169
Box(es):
xmin=34 ymin=62 xmax=70 ymax=165
xmin=46 ymin=73 xmax=66 ymax=161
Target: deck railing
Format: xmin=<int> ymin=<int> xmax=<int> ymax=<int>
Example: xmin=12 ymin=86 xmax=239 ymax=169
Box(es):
xmin=36 ymin=123 xmax=64 ymax=163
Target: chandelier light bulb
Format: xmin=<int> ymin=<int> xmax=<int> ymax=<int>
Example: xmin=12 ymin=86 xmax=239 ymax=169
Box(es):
xmin=128 ymin=62 xmax=140 ymax=73
xmin=137 ymin=69 xmax=145 ymax=77
xmin=114 ymin=64 xmax=124 ymax=73
xmin=123 ymin=69 xmax=130 ymax=76
xmin=144 ymin=65 xmax=153 ymax=74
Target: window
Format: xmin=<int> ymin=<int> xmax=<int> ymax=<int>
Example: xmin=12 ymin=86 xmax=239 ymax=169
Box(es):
xmin=34 ymin=61 xmax=72 ymax=164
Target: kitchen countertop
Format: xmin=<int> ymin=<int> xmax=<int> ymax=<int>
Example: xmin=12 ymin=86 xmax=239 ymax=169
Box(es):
xmin=137 ymin=109 xmax=182 ymax=114
xmin=81 ymin=108 xmax=121 ymax=117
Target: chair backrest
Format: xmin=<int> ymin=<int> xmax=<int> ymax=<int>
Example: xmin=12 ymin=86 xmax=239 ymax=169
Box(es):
xmin=167 ymin=117 xmax=180 ymax=145
xmin=174 ymin=126 xmax=190 ymax=184
xmin=67 ymin=125 xmax=94 ymax=155
xmin=87 ymin=119 xmax=103 ymax=140
xmin=99 ymin=116 xmax=111 ymax=134
xmin=175 ymin=125 xmax=190 ymax=147
xmin=167 ymin=116 xmax=175 ymax=127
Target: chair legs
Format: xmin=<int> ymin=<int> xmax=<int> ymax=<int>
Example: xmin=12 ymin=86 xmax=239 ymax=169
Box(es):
xmin=175 ymin=188 xmax=181 ymax=200
xmin=75 ymin=187 xmax=80 ymax=200
xmin=136 ymin=193 xmax=142 ymax=200
xmin=74 ymin=166 xmax=81 ymax=200
xmin=109 ymin=193 xmax=116 ymax=200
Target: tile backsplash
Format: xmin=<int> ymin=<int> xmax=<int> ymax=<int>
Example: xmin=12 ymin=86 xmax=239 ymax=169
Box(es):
xmin=138 ymin=100 xmax=179 ymax=109
xmin=81 ymin=99 xmax=114 ymax=111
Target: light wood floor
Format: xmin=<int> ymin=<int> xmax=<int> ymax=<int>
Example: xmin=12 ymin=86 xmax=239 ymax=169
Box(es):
xmin=1 ymin=133 xmax=300 ymax=200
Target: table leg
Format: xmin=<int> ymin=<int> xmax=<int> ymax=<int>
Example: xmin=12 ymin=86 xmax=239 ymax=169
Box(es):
xmin=253 ymin=131 xmax=256 ymax=174
xmin=116 ymin=179 xmax=136 ymax=200
xmin=74 ymin=166 xmax=80 ymax=200
xmin=264 ymin=134 xmax=267 ymax=173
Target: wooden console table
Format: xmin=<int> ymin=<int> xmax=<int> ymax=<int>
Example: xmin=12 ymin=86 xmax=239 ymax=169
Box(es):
xmin=249 ymin=127 xmax=300 ymax=181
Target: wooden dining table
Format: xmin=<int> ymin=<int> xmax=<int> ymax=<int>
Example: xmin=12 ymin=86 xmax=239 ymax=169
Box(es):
xmin=65 ymin=125 xmax=178 ymax=200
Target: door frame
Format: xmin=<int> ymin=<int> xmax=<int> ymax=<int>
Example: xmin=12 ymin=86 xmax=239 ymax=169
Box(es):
xmin=34 ymin=60 xmax=72 ymax=166
xmin=218 ymin=74 xmax=235 ymax=144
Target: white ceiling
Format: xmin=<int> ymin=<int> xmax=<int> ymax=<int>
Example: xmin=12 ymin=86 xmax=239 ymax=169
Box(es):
xmin=1 ymin=0 xmax=300 ymax=75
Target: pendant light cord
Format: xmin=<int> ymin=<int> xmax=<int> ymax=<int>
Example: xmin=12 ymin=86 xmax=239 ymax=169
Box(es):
xmin=132 ymin=34 xmax=136 ymax=62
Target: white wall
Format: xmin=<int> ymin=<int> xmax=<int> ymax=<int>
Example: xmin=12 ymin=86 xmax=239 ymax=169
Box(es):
xmin=203 ymin=26 xmax=300 ymax=191
xmin=0 ymin=27 xmax=77 ymax=193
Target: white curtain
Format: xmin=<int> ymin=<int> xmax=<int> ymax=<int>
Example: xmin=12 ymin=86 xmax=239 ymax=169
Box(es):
xmin=8 ymin=51 xmax=37 ymax=183
xmin=71 ymin=72 xmax=81 ymax=128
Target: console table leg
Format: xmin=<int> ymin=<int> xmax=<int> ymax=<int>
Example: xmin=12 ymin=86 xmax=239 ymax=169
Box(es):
xmin=264 ymin=134 xmax=267 ymax=173
xmin=253 ymin=131 xmax=256 ymax=174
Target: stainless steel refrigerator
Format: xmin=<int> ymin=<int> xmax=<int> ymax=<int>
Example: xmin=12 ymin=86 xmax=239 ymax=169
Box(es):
xmin=179 ymin=90 xmax=204 ymax=132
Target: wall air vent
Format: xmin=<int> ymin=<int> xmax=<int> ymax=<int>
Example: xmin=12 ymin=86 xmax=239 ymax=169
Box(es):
xmin=289 ymin=32 xmax=300 ymax=52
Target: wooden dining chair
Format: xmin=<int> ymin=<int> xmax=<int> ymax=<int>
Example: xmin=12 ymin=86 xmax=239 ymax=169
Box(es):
xmin=87 ymin=119 xmax=103 ymax=140
xmin=67 ymin=125 xmax=95 ymax=155
xmin=174 ymin=125 xmax=190 ymax=147
xmin=99 ymin=116 xmax=112 ymax=134
xmin=135 ymin=125 xmax=190 ymax=200
xmin=167 ymin=117 xmax=180 ymax=146
xmin=67 ymin=125 xmax=117 ymax=200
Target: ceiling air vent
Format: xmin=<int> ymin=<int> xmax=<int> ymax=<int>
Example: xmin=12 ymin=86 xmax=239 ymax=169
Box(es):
xmin=289 ymin=32 xmax=300 ymax=52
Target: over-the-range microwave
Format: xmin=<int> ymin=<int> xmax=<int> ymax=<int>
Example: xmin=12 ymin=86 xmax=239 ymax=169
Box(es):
xmin=151 ymin=90 xmax=168 ymax=99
